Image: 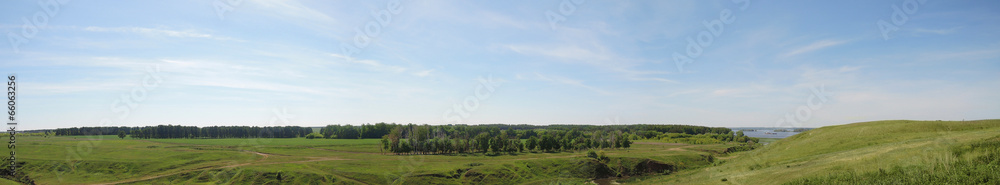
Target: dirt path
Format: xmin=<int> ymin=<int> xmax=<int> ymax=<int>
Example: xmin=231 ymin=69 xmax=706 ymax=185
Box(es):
xmin=83 ymin=151 xmax=357 ymax=185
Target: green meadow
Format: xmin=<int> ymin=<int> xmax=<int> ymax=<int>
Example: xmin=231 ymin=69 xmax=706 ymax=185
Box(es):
xmin=1 ymin=119 xmax=997 ymax=184
xmin=0 ymin=135 xmax=731 ymax=184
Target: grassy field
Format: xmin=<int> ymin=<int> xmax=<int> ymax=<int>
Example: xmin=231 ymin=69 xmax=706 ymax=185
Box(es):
xmin=0 ymin=134 xmax=736 ymax=184
xmin=3 ymin=119 xmax=995 ymax=184
xmin=638 ymin=119 xmax=1000 ymax=184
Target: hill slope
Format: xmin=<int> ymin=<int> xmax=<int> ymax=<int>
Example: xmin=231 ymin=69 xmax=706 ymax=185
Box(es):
xmin=641 ymin=119 xmax=1000 ymax=184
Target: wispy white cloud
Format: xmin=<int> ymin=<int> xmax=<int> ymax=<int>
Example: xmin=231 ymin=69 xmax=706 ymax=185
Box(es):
xmin=82 ymin=26 xmax=240 ymax=41
xmin=506 ymin=44 xmax=611 ymax=63
xmin=249 ymin=0 xmax=337 ymax=22
xmin=915 ymin=47 xmax=1000 ymax=62
xmin=245 ymin=0 xmax=343 ymax=39
xmin=708 ymin=84 xmax=779 ymax=98
xmin=412 ymin=69 xmax=433 ymax=77
xmin=329 ymin=53 xmax=352 ymax=61
xmin=481 ymin=11 xmax=531 ymax=30
xmin=912 ymin=27 xmax=962 ymax=35
xmin=780 ymin=39 xmax=849 ymax=58
xmin=613 ymin=68 xmax=676 ymax=83
xmin=506 ymin=43 xmax=674 ymax=83
xmin=26 ymin=81 xmax=134 ymax=95
xmin=666 ymin=89 xmax=703 ymax=97
xmin=349 ymin=59 xmax=407 ymax=73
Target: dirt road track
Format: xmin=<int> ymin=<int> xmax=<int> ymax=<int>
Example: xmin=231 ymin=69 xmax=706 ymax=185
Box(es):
xmin=83 ymin=151 xmax=358 ymax=185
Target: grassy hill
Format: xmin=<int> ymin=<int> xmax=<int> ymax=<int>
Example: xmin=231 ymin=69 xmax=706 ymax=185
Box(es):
xmin=641 ymin=119 xmax=1000 ymax=184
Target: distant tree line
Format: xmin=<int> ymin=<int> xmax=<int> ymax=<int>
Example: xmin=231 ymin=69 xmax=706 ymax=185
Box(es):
xmin=54 ymin=125 xmax=312 ymax=139
xmin=317 ymin=123 xmax=731 ymax=139
xmin=52 ymin=123 xmax=742 ymax=144
xmin=54 ymin=126 xmax=134 ymax=136
xmin=319 ymin=123 xmax=396 ymax=139
xmin=378 ymin=124 xmax=635 ymax=155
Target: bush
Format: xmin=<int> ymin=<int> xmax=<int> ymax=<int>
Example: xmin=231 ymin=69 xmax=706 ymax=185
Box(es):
xmin=598 ymin=151 xmax=610 ymax=163
xmin=587 ymin=150 xmax=599 ymax=159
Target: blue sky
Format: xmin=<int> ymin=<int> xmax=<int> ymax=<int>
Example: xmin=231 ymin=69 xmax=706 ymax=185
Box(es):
xmin=2 ymin=0 xmax=998 ymax=130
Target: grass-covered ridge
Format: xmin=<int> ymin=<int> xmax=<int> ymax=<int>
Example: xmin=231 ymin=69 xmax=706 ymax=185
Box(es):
xmin=646 ymin=119 xmax=1000 ymax=184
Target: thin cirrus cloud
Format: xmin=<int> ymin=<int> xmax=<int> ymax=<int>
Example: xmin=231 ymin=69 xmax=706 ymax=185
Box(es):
xmin=911 ymin=27 xmax=962 ymax=35
xmin=82 ymin=26 xmax=241 ymax=41
xmin=348 ymin=59 xmax=407 ymax=73
xmin=779 ymin=39 xmax=850 ymax=58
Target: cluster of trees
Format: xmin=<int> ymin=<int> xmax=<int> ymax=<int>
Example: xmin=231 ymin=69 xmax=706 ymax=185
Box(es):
xmin=318 ymin=123 xmax=395 ymax=139
xmin=528 ymin=129 xmax=633 ymax=152
xmin=318 ymin=122 xmax=531 ymax=139
xmin=546 ymin=124 xmax=732 ymax=135
xmin=649 ymin=131 xmax=758 ymax=144
xmin=316 ymin=123 xmax=730 ymax=140
xmin=56 ymin=125 xmax=312 ymax=139
xmin=127 ymin=125 xmax=200 ymax=139
xmin=53 ymin=126 xmax=135 ymax=136
xmin=649 ymin=131 xmax=759 ymax=144
xmin=377 ymin=124 xmax=634 ymax=155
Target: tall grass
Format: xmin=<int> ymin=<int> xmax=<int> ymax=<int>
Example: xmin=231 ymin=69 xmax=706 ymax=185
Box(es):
xmin=639 ymin=119 xmax=1000 ymax=184
xmin=786 ymin=136 xmax=1000 ymax=184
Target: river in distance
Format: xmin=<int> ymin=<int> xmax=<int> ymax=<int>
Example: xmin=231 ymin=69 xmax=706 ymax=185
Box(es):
xmin=729 ymin=127 xmax=808 ymax=139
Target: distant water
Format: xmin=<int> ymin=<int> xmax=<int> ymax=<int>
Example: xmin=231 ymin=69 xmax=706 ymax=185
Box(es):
xmin=731 ymin=128 xmax=803 ymax=139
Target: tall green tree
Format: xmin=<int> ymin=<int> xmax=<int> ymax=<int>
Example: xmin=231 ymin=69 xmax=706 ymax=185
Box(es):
xmin=489 ymin=136 xmax=503 ymax=154
xmin=621 ymin=135 xmax=632 ymax=149
xmin=475 ymin=133 xmax=491 ymax=154
xmin=526 ymin=136 xmax=538 ymax=151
